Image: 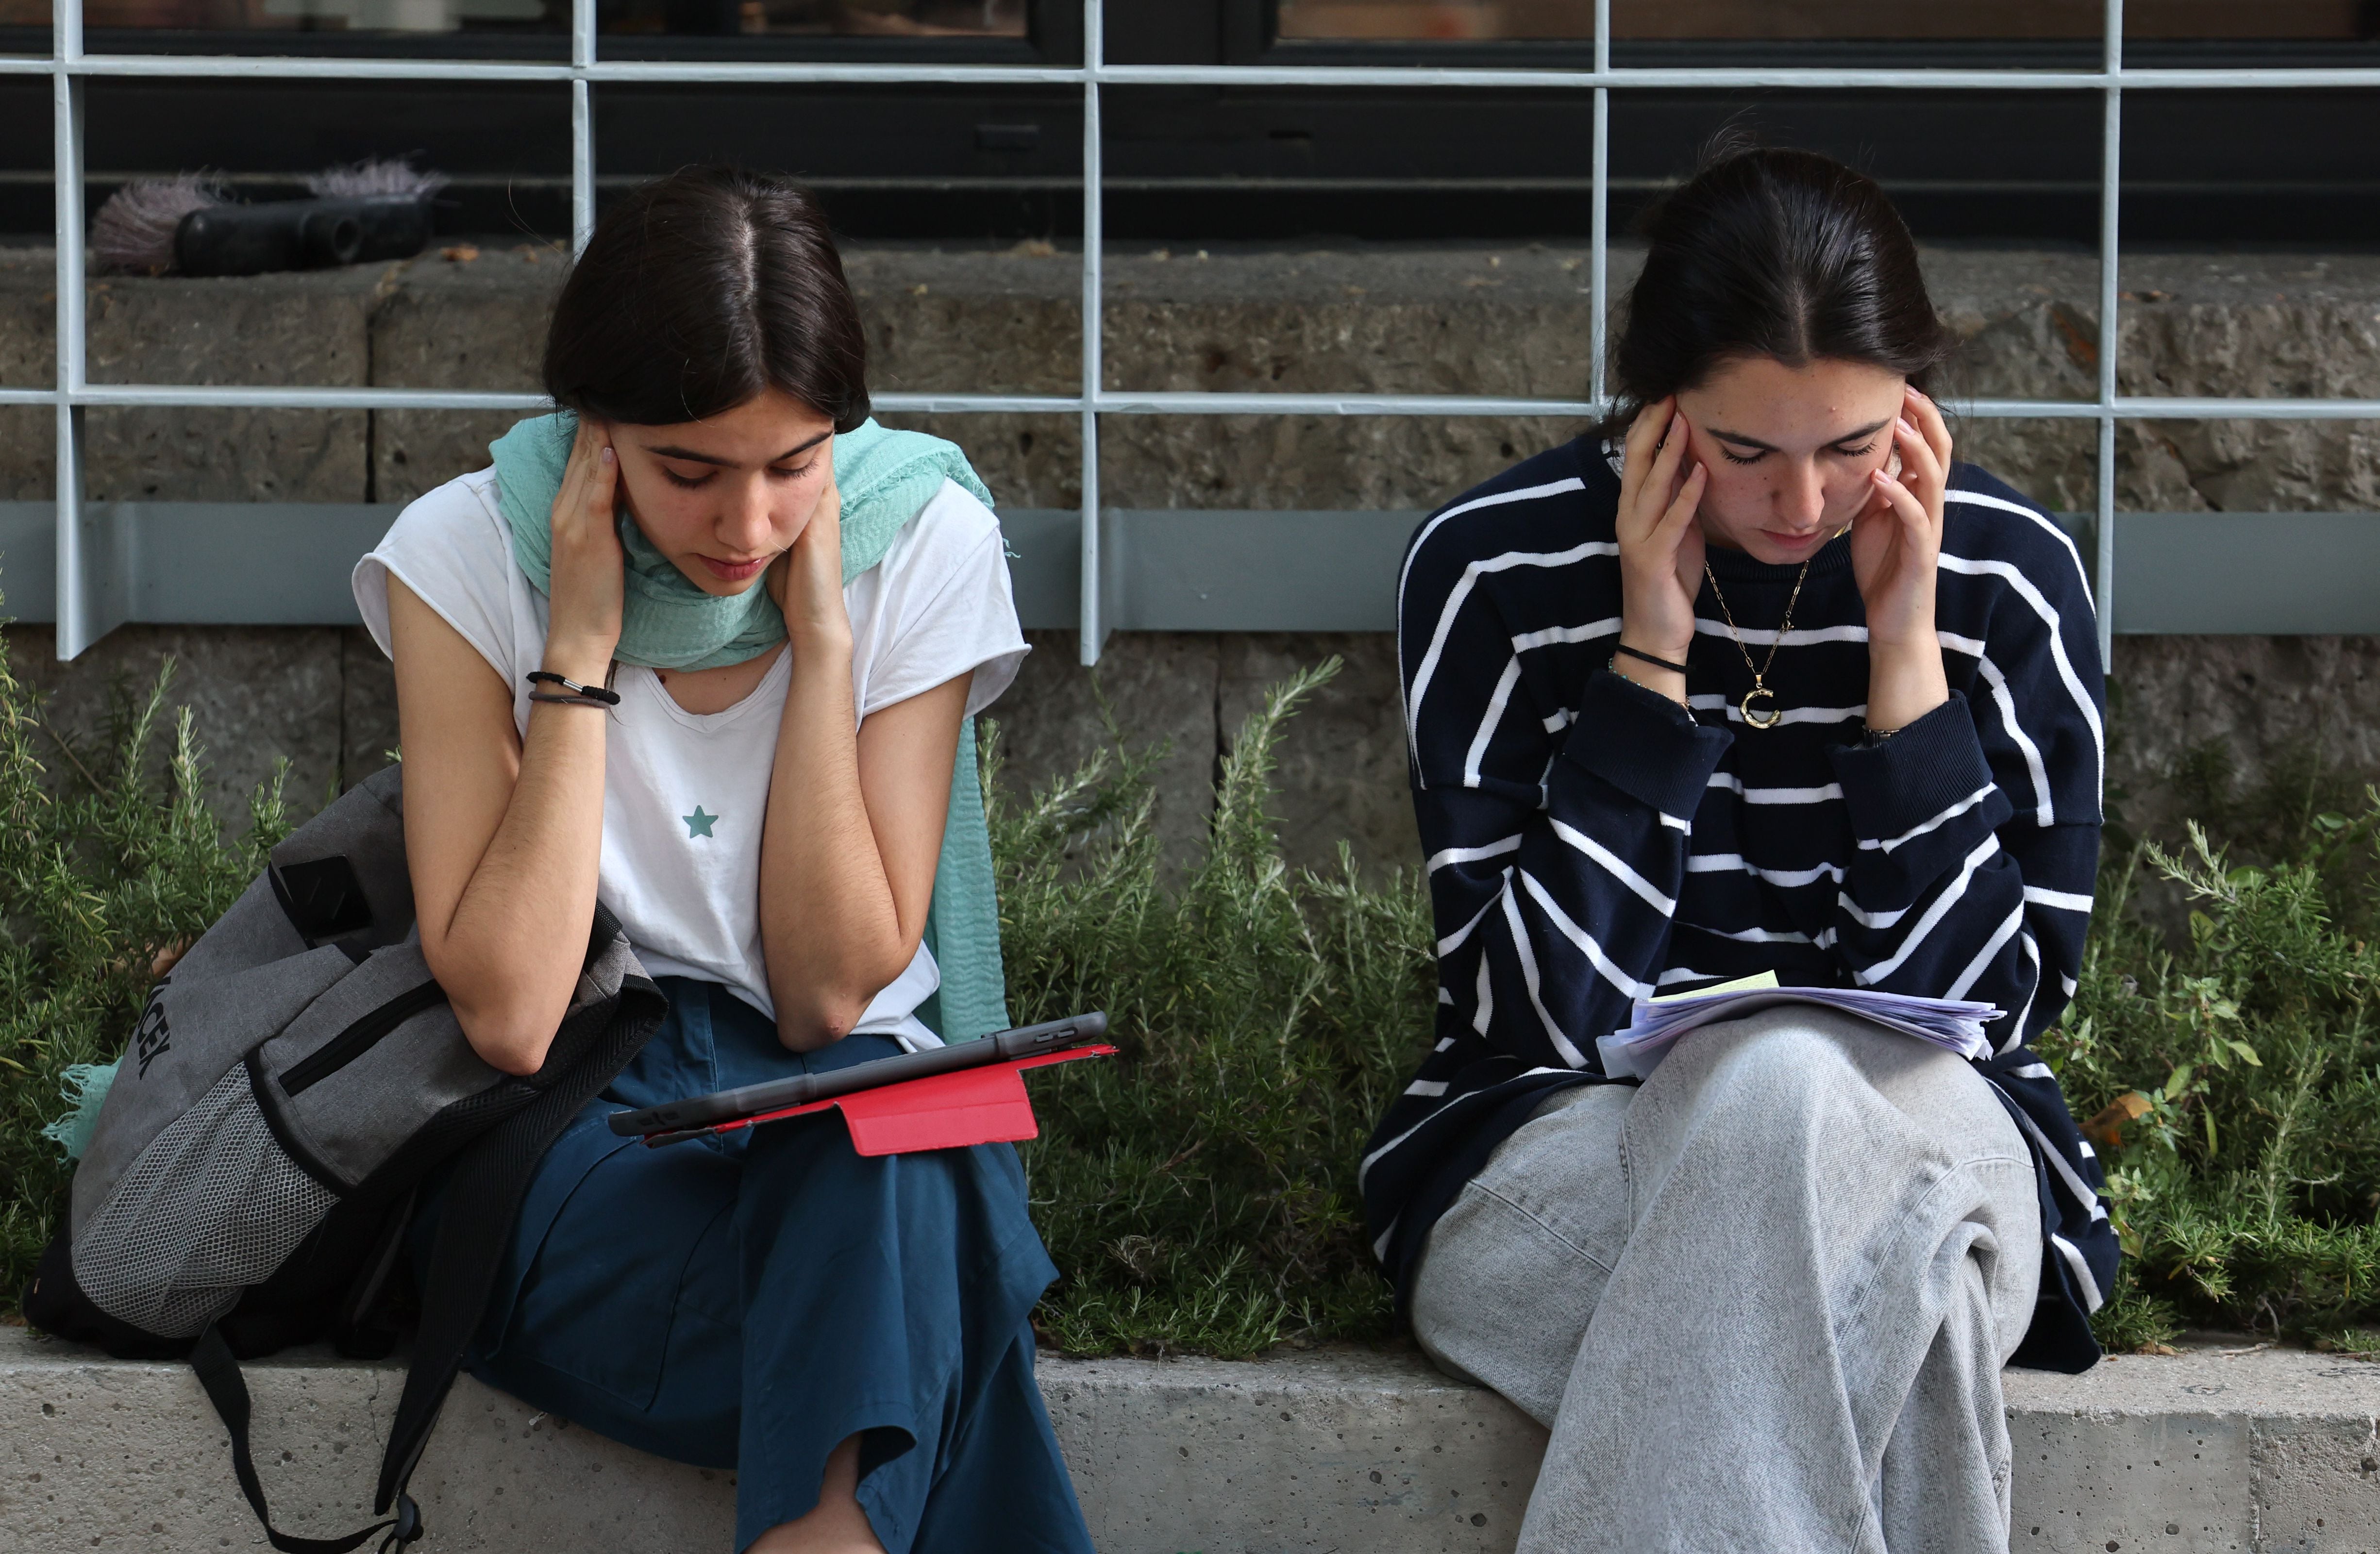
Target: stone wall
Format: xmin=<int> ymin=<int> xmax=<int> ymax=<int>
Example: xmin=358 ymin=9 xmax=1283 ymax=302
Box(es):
xmin=1 ymin=241 xmax=2375 ymax=873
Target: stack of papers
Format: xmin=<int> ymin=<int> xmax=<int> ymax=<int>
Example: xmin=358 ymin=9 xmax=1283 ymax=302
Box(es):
xmin=1594 ymin=971 xmax=2003 ymax=1080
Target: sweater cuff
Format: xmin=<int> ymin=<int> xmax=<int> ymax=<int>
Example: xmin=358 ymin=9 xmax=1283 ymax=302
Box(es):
xmin=1827 ymin=691 xmax=1999 ymax=846
xmin=1560 ymin=668 xmax=1734 ymax=820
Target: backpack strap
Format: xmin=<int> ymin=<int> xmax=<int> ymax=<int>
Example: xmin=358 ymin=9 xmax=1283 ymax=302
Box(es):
xmin=189 ymin=1325 xmax=420 ymax=1553
xmin=375 ymin=952 xmax=668 ymax=1520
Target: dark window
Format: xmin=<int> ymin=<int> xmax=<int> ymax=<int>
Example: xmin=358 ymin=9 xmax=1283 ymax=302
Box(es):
xmin=0 ymin=0 xmax=1024 ymax=40
xmin=1273 ymin=0 xmax=2378 ymax=43
xmin=0 ymin=1 xmax=2370 ymax=243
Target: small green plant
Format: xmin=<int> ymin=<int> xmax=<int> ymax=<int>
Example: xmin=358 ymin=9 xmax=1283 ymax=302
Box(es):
xmin=2310 ymin=1325 xmax=2380 ymax=1359
xmin=0 ymin=639 xmax=291 ymax=1305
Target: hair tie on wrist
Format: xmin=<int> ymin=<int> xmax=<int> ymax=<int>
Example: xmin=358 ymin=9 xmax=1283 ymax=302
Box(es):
xmin=1613 ymin=643 xmax=1691 ymax=677
xmin=527 ymin=670 xmax=621 ymax=708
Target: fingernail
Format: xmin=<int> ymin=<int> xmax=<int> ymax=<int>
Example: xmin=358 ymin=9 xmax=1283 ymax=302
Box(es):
xmin=600 ymin=446 xmax=615 ymax=465
xmin=1897 ymin=418 xmax=1916 ymax=434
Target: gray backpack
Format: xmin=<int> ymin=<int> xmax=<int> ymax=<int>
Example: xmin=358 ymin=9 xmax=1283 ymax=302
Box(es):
xmin=23 ymin=764 xmax=669 ymax=1552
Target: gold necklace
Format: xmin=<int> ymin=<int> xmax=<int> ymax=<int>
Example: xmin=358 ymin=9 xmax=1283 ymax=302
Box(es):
xmin=1703 ymin=557 xmax=1815 ymax=731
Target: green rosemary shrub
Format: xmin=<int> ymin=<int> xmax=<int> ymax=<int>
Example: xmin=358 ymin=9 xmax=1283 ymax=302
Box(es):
xmin=0 ymin=641 xmax=292 ymax=1306
xmin=2045 ymin=781 xmax=2380 ymax=1351
xmin=994 ymin=659 xmax=1436 ymax=1354
xmin=7 ymin=638 xmax=2378 ymax=1362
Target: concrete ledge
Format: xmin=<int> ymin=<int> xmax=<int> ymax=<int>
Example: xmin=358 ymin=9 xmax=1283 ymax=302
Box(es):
xmin=3 ymin=1327 xmax=2376 ymax=1552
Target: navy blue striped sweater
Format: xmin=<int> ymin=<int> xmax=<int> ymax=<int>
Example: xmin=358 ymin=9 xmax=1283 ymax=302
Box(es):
xmin=1364 ymin=437 xmax=2117 ymax=1373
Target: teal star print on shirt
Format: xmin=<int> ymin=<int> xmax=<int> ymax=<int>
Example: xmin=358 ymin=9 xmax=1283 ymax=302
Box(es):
xmin=683 ymin=806 xmax=718 ymax=839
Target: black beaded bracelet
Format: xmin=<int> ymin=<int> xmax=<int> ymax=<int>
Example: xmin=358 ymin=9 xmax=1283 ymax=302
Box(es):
xmin=1613 ymin=642 xmax=1691 ymax=677
xmin=526 ymin=670 xmax=620 ymax=708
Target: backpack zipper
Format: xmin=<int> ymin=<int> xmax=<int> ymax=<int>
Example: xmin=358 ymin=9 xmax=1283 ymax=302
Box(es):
xmin=279 ymin=980 xmax=451 ymax=1098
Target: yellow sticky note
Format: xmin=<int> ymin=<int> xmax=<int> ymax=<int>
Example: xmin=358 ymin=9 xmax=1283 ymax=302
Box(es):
xmin=1649 ymin=969 xmax=1782 ymax=1004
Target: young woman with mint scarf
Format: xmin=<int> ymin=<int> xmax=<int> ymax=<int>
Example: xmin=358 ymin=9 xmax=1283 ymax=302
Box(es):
xmin=350 ymin=167 xmax=1094 ymax=1554
xmin=1367 ymin=146 xmax=2116 ymax=1551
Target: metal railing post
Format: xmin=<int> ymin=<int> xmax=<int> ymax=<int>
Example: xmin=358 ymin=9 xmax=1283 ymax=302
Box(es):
xmin=2095 ymin=0 xmax=2123 ymax=660
xmin=1590 ymin=0 xmax=1609 ymax=414
xmin=50 ymin=0 xmax=86 ymax=659
xmin=572 ymin=0 xmax=596 ymax=256
xmin=1077 ymin=0 xmax=1103 ymax=665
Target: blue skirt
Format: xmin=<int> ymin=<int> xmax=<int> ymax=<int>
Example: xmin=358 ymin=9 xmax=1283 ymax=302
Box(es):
xmin=410 ymin=977 xmax=1094 ymax=1554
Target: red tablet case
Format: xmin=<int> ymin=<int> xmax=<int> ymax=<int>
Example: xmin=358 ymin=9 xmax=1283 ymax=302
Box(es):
xmin=648 ymin=1045 xmax=1118 ymax=1155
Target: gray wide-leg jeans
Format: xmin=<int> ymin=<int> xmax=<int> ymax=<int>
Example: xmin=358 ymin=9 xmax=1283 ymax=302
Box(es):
xmin=1410 ymin=1008 xmax=2043 ymax=1554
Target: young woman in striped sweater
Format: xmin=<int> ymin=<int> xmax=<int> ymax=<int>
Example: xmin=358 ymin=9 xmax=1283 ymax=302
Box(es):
xmin=1367 ymin=145 xmax=2115 ymax=1552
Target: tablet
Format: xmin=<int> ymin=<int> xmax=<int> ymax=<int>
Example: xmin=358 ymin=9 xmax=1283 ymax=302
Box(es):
xmin=606 ymin=1011 xmax=1109 ymax=1138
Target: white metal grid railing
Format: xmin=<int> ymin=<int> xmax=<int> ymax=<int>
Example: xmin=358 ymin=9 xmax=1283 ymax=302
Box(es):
xmin=24 ymin=0 xmax=2380 ymax=662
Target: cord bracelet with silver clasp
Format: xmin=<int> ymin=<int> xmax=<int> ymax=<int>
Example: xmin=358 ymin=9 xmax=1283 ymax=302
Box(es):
xmin=526 ymin=670 xmax=621 ymax=709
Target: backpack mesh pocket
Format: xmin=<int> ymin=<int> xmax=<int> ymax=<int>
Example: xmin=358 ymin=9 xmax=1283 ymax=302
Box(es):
xmin=74 ymin=1066 xmax=338 ymax=1338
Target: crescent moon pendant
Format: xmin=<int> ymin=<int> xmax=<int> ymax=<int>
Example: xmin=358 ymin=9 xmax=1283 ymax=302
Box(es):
xmin=1740 ymin=685 xmax=1782 ymax=730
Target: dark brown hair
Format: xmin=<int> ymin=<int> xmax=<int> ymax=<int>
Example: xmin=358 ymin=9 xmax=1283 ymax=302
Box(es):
xmin=1609 ymin=141 xmax=1954 ymax=424
xmin=543 ymin=165 xmax=870 ymax=431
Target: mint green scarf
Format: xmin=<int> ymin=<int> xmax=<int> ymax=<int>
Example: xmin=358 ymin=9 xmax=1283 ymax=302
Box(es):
xmin=490 ymin=411 xmax=995 ymax=672
xmin=488 ymin=410 xmax=1011 ymax=1046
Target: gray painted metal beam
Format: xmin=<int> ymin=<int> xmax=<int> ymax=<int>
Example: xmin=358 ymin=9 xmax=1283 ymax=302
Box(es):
xmin=1003 ymin=507 xmax=1418 ymax=634
xmin=0 ymin=502 xmax=397 ymax=627
xmin=0 ymin=502 xmax=2366 ymax=638
xmin=2105 ymin=512 xmax=2380 ymax=635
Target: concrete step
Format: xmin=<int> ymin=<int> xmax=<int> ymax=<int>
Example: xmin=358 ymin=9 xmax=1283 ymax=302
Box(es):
xmin=3 ymin=1325 xmax=2375 ymax=1553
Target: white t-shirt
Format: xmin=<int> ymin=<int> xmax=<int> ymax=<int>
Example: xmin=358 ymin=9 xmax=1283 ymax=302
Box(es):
xmin=352 ymin=467 xmax=1028 ymax=1050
